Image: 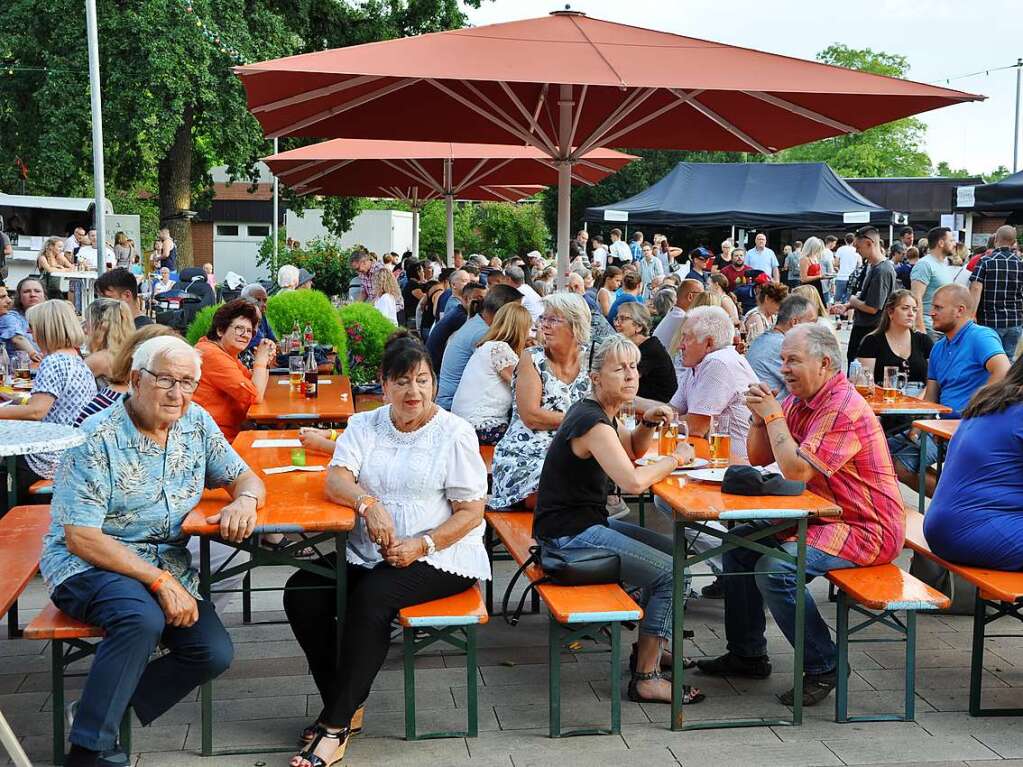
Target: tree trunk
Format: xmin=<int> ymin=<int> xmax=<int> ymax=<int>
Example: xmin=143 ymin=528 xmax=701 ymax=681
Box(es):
xmin=158 ymin=104 xmax=194 ymax=268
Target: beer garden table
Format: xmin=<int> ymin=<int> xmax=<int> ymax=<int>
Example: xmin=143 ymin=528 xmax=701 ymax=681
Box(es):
xmin=181 ymin=428 xmax=355 ymax=755
xmin=911 ymin=419 xmax=961 ymax=515
xmin=245 ymin=374 xmax=355 ymax=424
xmin=652 ymin=437 xmax=842 ymax=731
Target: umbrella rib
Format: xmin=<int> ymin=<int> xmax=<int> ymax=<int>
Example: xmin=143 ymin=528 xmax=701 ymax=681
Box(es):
xmin=381 ymin=159 xmax=443 ymax=195
xmin=683 ymin=96 xmax=772 ymax=154
xmin=290 ymin=159 xmax=356 ymax=189
xmin=569 ymin=85 xmax=588 ymax=148
xmin=576 ymin=88 xmax=704 ymax=157
xmin=275 ymin=160 xmax=324 ymax=180
xmin=481 ymin=186 xmax=518 ymax=203
xmin=462 ymin=81 xmax=559 ymax=155
xmin=269 ymin=77 xmax=421 ymax=137
xmin=497 ymin=82 xmax=558 ymax=153
xmin=568 ymin=13 xmax=626 ymax=87
xmin=426 ymin=79 xmax=554 ymax=156
xmin=407 ymin=158 xmax=447 ymax=195
xmin=532 ymin=84 xmax=549 ymax=132
xmin=741 ymin=90 xmax=860 ymax=134
xmin=253 ymin=74 xmax=383 ymax=114
xmin=571 ymin=87 xmax=657 ymax=158
xmin=456 ymin=158 xmax=515 ymax=193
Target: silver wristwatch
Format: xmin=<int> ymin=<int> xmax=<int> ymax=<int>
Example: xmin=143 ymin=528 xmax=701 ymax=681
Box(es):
xmin=422 ymin=534 xmax=436 ymax=556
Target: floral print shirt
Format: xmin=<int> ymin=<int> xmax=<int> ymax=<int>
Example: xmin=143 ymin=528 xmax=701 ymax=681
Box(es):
xmin=39 ymin=400 xmax=249 ymax=597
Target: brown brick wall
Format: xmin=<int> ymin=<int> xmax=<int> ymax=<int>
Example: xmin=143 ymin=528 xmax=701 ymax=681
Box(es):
xmin=974 ymin=215 xmax=1007 ymax=235
xmin=192 ymin=222 xmax=214 ymax=268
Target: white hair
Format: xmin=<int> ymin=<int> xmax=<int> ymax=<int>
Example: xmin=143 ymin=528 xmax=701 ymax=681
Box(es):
xmin=591 ymin=335 xmax=640 ymax=372
xmin=543 ymin=292 xmax=591 ymax=345
xmin=683 ymin=305 xmax=734 ymax=350
xmin=786 ymin=324 xmax=843 ymax=373
xmin=240 ymin=283 xmax=267 ymax=299
xmin=132 ymin=336 xmax=202 ymax=379
xmin=801 ymin=236 xmax=826 ymax=261
xmin=277 ymin=264 xmax=299 ymax=289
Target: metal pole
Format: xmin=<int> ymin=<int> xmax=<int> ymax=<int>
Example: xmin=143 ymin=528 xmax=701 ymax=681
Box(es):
xmin=1015 ymin=59 xmax=1022 ymax=173
xmin=556 ymin=83 xmax=574 ymax=290
xmin=444 ymin=159 xmax=455 ymax=266
xmin=411 ymin=205 xmax=420 ymax=259
xmin=86 ymin=0 xmax=107 ymax=276
xmin=272 ymin=137 xmax=279 ymax=269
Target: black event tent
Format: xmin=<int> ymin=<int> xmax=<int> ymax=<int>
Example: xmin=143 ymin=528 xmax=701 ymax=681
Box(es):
xmin=583 ymin=162 xmax=890 ymax=229
xmin=958 ymin=170 xmax=1023 ymax=213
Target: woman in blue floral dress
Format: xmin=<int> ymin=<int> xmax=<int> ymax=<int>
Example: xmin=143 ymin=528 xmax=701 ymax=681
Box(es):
xmin=490 ymin=294 xmax=592 ymax=509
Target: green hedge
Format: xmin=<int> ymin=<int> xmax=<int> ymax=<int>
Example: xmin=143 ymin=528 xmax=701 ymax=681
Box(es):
xmin=338 ymin=302 xmax=398 ymax=385
xmin=184 ymin=290 xmax=349 ymax=376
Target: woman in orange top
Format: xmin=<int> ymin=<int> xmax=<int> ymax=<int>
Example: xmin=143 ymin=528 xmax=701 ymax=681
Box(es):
xmin=192 ymin=299 xmax=275 ymax=441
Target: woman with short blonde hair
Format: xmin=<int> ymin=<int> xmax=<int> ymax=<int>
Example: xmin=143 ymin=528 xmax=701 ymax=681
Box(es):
xmin=0 ymin=300 xmax=97 ymax=507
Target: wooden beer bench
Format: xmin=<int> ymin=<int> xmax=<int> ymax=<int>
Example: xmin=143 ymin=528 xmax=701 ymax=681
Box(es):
xmin=826 ymin=562 xmax=948 ymax=723
xmin=904 ymin=510 xmax=1023 ymax=716
xmin=0 ymin=505 xmax=51 ymax=638
xmin=397 ymin=586 xmax=488 ymax=740
xmin=484 ymin=510 xmax=642 ymax=737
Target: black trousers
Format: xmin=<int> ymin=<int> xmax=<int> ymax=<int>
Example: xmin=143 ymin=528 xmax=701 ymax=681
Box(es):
xmin=283 ymin=553 xmax=474 ymax=727
xmin=0 ymin=455 xmax=44 ymax=518
xmin=847 ymin=323 xmax=873 ymax=369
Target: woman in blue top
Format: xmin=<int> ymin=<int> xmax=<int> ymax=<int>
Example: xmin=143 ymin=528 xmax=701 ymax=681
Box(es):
xmin=924 ymin=356 xmax=1023 ymax=569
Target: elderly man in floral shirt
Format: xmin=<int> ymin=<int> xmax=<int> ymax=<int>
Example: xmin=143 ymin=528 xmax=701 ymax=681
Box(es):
xmin=40 ymin=336 xmax=265 ymax=767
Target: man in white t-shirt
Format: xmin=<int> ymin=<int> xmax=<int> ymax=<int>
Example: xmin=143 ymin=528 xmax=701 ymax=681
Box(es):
xmin=589 ymin=235 xmax=608 ymax=270
xmin=505 ymin=264 xmax=544 ymax=322
xmin=833 ymin=233 xmax=861 ymax=303
xmin=64 ymin=227 xmax=86 ymax=260
xmin=652 ymin=278 xmax=704 ymax=348
xmin=745 ymin=233 xmax=779 ymax=282
xmin=607 ymin=228 xmax=632 ymax=266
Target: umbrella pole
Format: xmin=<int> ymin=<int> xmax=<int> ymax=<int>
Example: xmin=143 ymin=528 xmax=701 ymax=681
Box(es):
xmin=445 ymin=194 xmax=455 ymax=267
xmin=556 ymin=83 xmax=574 ymax=290
xmin=411 ymin=205 xmax=420 ymax=259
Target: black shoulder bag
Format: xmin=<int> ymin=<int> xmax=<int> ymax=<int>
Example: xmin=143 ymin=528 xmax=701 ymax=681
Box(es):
xmin=501 ymin=542 xmax=620 ymax=625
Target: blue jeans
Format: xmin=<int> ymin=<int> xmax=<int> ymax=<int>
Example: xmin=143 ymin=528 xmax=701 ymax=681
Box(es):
xmin=888 ymin=431 xmax=939 ymax=474
xmin=722 ymin=521 xmax=855 ymax=675
xmin=994 ymin=325 xmax=1022 ymax=360
xmin=544 ymin=519 xmax=678 ymax=639
xmin=52 ymin=569 xmax=233 ymax=751
xmin=834 ymin=279 xmax=849 ymax=303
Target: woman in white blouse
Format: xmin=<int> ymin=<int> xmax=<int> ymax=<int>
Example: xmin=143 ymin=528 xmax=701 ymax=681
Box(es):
xmin=371 ymin=267 xmax=401 ymax=324
xmin=451 ymin=303 xmax=532 ymax=444
xmin=283 ymin=331 xmax=488 ymax=767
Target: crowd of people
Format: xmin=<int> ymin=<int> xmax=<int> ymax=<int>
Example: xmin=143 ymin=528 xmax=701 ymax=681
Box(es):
xmin=5 ymin=217 xmax=1023 ymax=767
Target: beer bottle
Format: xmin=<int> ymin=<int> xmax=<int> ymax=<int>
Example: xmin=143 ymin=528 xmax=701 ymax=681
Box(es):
xmin=303 ymin=347 xmax=318 ymax=399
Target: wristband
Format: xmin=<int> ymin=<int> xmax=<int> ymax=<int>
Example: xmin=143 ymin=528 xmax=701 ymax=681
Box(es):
xmin=329 ymin=429 xmax=339 ymax=441
xmin=640 ymin=418 xmax=660 ymax=429
xmin=355 ymin=494 xmax=378 ymax=518
xmin=149 ymin=570 xmax=172 ymax=593
xmin=764 ymin=412 xmax=786 ymax=427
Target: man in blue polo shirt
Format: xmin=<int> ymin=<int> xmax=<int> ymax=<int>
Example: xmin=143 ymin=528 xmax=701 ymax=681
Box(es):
xmin=887 ymin=283 xmax=1010 ymax=496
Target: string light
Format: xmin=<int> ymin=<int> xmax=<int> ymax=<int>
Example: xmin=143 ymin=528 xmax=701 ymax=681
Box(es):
xmin=180 ymin=1 xmax=245 ymax=64
xmin=928 ymin=61 xmax=1021 ymax=86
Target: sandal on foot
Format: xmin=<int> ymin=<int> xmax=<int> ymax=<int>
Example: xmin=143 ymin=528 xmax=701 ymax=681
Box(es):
xmin=292 ymin=724 xmax=350 ymax=767
xmin=299 ymin=706 xmax=364 ymax=747
xmin=626 ymin=670 xmax=705 ymax=705
xmin=262 ymin=536 xmax=318 ymax=560
xmin=628 ymin=643 xmax=695 ymax=675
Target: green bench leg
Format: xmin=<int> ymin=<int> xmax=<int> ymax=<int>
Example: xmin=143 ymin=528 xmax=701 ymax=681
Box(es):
xmin=548 ymin=620 xmax=561 ymax=738
xmin=969 ymin=587 xmax=986 ymax=716
xmin=834 ymin=592 xmax=924 ymax=723
xmin=242 ymin=570 xmax=252 ymax=624
xmin=404 ymin=624 xmax=479 ymax=740
xmin=7 ymin=600 xmax=21 ymax=639
xmin=548 ymin=619 xmax=621 ymax=738
xmin=51 ymin=640 xmax=64 ymax=765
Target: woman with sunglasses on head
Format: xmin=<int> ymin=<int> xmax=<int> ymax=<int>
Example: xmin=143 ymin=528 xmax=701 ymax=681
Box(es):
xmin=489 ymin=294 xmax=593 ymax=510
xmin=191 ymin=299 xmax=275 ymax=443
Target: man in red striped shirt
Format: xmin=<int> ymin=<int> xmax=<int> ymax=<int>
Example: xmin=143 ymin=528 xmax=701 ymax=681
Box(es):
xmin=697 ymin=324 xmax=903 ymax=707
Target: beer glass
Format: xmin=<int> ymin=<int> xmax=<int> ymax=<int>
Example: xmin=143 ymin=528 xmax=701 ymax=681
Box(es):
xmin=13 ymin=352 xmax=31 ymax=385
xmin=289 ymin=355 xmax=305 ymax=393
xmin=658 ymin=413 xmax=689 ymax=458
xmin=620 ymin=400 xmax=636 ymax=431
xmin=708 ymin=413 xmax=732 ymax=467
xmin=882 ymin=367 xmax=907 ymax=403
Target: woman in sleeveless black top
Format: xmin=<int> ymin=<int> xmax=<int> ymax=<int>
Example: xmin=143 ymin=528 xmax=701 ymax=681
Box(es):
xmin=534 ymin=336 xmax=705 ymax=707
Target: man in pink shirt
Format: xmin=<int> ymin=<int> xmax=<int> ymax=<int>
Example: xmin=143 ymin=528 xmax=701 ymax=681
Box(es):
xmin=697 ymin=324 xmax=903 ymax=707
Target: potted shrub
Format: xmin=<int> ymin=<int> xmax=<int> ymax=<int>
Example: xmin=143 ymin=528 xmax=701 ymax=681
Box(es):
xmin=266 ymin=290 xmax=349 ymax=375
xmin=185 ymin=303 xmax=222 ymax=346
xmin=337 ymin=302 xmax=398 ymax=386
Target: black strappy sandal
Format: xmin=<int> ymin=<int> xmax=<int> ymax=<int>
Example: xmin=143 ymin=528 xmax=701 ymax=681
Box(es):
xmin=627 ymin=670 xmax=705 ymax=705
xmin=292 ymin=724 xmax=349 ymax=767
xmin=299 ymin=706 xmax=363 ymax=747
xmin=628 ymin=642 xmax=696 ymax=677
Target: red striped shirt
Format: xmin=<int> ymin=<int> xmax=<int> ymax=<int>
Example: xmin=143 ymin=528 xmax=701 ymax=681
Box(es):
xmin=781 ymin=372 xmax=905 ymax=566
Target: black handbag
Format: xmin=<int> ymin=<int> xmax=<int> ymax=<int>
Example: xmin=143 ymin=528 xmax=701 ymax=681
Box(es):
xmin=501 ymin=543 xmax=620 ymax=625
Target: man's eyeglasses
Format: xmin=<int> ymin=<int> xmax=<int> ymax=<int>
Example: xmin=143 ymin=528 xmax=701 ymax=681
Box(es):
xmin=142 ymin=368 xmax=199 ymax=393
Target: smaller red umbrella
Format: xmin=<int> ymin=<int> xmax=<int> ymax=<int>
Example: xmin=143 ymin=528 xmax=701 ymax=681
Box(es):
xmin=265 ymin=138 xmax=636 ymax=262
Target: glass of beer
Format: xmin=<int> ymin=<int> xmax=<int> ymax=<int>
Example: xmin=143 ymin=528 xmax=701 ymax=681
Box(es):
xmin=659 ymin=414 xmax=688 ymax=459
xmin=13 ymin=352 xmax=31 ymax=385
xmin=882 ymin=367 xmax=907 ymax=403
xmin=289 ymin=355 xmax=305 ymax=393
xmin=708 ymin=413 xmax=732 ymax=467
xmin=620 ymin=400 xmax=636 ymax=431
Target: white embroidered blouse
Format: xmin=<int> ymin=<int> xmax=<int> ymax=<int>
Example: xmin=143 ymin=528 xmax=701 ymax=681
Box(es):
xmin=329 ymin=405 xmax=491 ymax=580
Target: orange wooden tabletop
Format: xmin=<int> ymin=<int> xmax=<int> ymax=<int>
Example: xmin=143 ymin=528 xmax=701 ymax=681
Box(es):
xmin=246 ymin=375 xmax=355 ymax=423
xmin=867 ymin=394 xmax=953 ymax=417
xmin=911 ymin=419 xmax=960 ymax=441
xmin=232 ymin=429 xmax=334 ymax=470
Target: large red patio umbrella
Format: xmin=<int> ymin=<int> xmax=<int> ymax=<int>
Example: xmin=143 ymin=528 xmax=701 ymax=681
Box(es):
xmin=264 ymin=138 xmax=635 ymax=262
xmin=236 ymin=10 xmax=983 ymax=284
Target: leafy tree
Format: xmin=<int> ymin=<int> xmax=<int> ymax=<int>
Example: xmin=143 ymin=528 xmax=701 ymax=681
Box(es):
xmin=0 ymin=0 xmax=483 ymax=267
